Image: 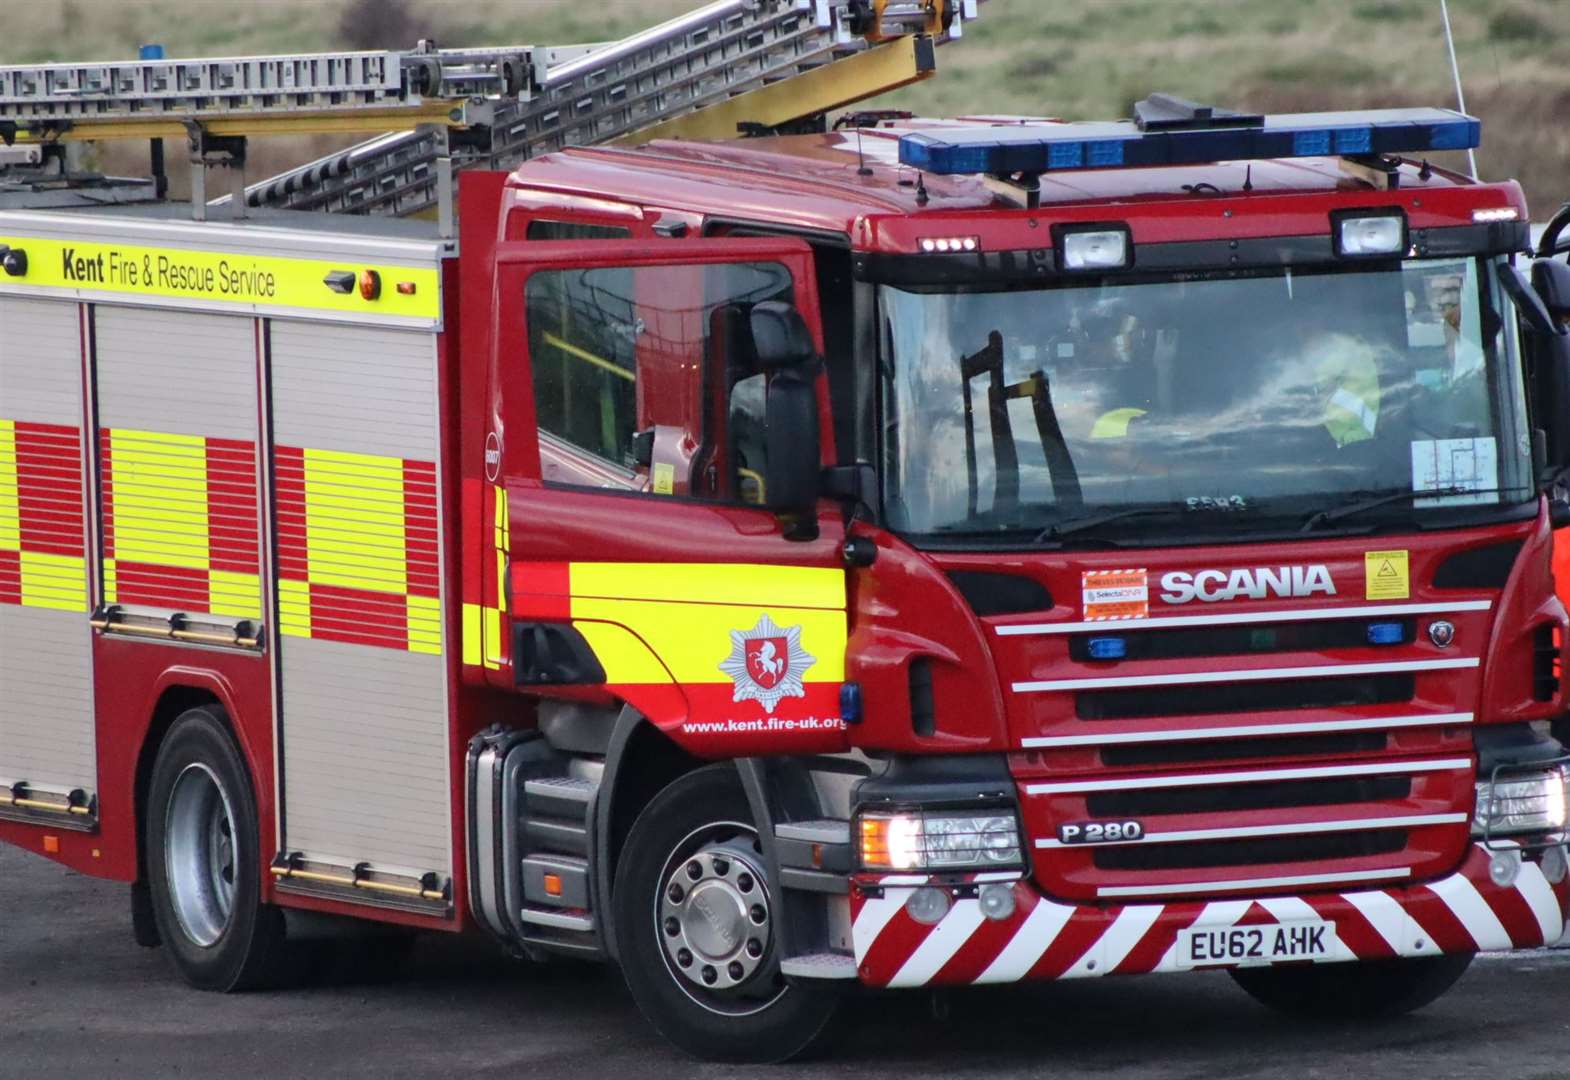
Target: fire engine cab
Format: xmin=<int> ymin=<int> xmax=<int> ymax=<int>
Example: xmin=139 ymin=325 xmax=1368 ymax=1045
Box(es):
xmin=2 ymin=4 xmax=1569 ymax=1062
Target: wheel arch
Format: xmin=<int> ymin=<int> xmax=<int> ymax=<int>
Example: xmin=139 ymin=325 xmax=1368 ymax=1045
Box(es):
xmin=595 ymin=706 xmax=704 ymax=960
xmin=132 ymin=669 xmax=263 ymax=885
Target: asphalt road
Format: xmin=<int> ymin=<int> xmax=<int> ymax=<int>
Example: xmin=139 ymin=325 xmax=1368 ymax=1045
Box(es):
xmin=3 ymin=844 xmax=1568 ymax=1080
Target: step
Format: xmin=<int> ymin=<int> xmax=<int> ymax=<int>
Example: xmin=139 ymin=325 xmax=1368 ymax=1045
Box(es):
xmin=780 ymin=953 xmax=859 ymax=980
xmin=518 ymin=906 xmax=594 ymax=933
xmin=775 ymin=819 xmax=850 ymax=845
xmin=524 ymin=776 xmax=596 ymax=819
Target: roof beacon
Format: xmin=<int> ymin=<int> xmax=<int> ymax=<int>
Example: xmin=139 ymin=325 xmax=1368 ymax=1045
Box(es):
xmin=899 ymin=95 xmax=1481 ymax=182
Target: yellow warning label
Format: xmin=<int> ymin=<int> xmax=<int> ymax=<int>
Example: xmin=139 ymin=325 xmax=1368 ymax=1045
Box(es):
xmin=0 ymin=234 xmax=440 ymax=320
xmin=652 ymin=463 xmax=676 ymax=495
xmin=1365 ymin=550 xmax=1410 ymax=600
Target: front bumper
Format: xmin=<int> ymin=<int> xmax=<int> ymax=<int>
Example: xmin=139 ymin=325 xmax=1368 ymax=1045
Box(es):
xmin=849 ymin=841 xmax=1569 ymax=988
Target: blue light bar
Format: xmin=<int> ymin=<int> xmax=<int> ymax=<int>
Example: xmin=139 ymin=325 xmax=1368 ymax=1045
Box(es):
xmin=1086 ymin=637 xmax=1128 ymax=661
xmin=899 ymin=108 xmax=1481 ymax=176
xmin=1366 ymin=621 xmax=1405 ymax=646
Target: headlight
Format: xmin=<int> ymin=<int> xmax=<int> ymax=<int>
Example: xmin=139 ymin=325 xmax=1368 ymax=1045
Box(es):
xmin=1057 ymin=227 xmax=1131 ymax=272
xmin=858 ymin=809 xmax=1024 ymax=871
xmin=1472 ymin=767 xmax=1569 ymax=837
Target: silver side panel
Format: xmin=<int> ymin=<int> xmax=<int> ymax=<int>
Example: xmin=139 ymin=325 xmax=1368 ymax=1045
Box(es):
xmin=268 ymin=321 xmax=438 ymax=461
xmin=278 ymin=640 xmax=450 ymax=873
xmin=0 ymin=296 xmax=95 ymax=798
xmin=269 ymin=320 xmax=450 ymax=882
xmin=0 ymin=297 xmax=82 ymax=419
xmin=0 ymin=595 xmax=94 ymax=792
xmin=95 ymin=306 xmax=257 ymax=439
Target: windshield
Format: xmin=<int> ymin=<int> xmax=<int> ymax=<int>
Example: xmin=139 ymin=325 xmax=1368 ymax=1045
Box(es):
xmin=878 ymin=257 xmax=1534 ymax=543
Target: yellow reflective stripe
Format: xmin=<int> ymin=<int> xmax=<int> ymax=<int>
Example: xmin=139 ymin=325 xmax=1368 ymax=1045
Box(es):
xmin=102 ymin=556 xmax=118 ymax=603
xmin=109 ymin=429 xmax=209 ymax=570
xmin=278 ymin=578 xmax=312 ymax=638
xmin=568 ymin=563 xmax=845 ymax=611
xmin=484 ymin=607 xmax=502 ymax=670
xmin=208 ymin=570 xmax=262 ymax=619
xmin=0 ymin=420 xmax=18 ymax=550
xmin=462 ymin=602 xmax=484 ymax=667
xmin=303 ymin=447 xmax=406 ymax=593
xmin=570 ymin=596 xmax=846 ymax=684
xmin=20 ymin=551 xmax=87 ymax=611
xmin=0 ymin=234 xmax=441 ymax=321
xmin=574 ymin=620 xmax=673 ymax=684
xmin=406 ymin=594 xmax=442 ymax=655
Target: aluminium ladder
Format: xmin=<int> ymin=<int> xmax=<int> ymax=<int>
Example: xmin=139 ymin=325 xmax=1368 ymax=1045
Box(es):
xmin=0 ymin=0 xmax=982 ymax=221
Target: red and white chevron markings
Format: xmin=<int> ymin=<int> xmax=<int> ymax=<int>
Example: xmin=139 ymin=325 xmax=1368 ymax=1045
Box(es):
xmin=850 ymin=844 xmax=1570 ymax=988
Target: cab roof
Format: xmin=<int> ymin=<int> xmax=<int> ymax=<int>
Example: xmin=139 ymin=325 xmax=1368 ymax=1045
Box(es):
xmin=507 ymin=115 xmax=1497 ymax=239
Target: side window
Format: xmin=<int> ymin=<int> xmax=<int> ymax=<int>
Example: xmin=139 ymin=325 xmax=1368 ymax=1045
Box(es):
xmin=524 ymin=260 xmax=798 ymax=503
xmin=525 ymin=220 xmax=633 ymax=241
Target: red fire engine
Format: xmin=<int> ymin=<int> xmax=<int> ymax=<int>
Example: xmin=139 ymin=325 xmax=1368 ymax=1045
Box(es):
xmin=2 ymin=3 xmax=1569 ymax=1062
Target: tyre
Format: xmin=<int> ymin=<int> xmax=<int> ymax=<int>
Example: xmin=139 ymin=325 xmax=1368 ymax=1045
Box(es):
xmin=146 ymin=705 xmax=286 ymax=991
xmin=1229 ymin=953 xmax=1473 ymax=1019
xmin=612 ymin=765 xmax=839 ymax=1063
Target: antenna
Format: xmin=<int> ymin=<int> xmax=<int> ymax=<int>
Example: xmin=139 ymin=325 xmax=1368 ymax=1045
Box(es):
xmin=856 ymin=126 xmax=873 ymax=177
xmin=1439 ymin=0 xmax=1479 ymax=180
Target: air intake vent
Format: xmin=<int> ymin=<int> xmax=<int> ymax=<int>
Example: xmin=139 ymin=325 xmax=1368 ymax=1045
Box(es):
xmin=1092 ymin=829 xmax=1407 ymax=871
xmin=948 ymin=571 xmax=1052 ymax=616
xmin=909 ymin=657 xmax=936 ymax=737
xmin=1433 ymin=541 xmax=1522 ymax=589
xmin=1533 ymin=624 xmax=1562 ymax=702
xmin=1078 ymin=674 xmax=1415 ymax=720
xmin=1086 ymin=775 xmax=1413 ymax=817
xmin=1069 ymin=619 xmax=1412 ymax=662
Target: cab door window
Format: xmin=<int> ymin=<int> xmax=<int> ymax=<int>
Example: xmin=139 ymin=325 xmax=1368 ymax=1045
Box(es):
xmin=524 ymin=260 xmax=795 ymax=501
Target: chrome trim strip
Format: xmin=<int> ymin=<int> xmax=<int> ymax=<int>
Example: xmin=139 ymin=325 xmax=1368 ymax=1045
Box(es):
xmin=996 ymin=600 xmax=1494 ymax=637
xmin=1013 ymin=657 xmax=1479 ymax=694
xmin=1035 ymin=813 xmax=1469 ymax=849
xmin=1024 ymin=757 xmax=1473 ymax=795
xmin=1096 ymin=867 xmax=1412 ymax=898
xmin=1020 ymin=711 xmax=1475 ymax=749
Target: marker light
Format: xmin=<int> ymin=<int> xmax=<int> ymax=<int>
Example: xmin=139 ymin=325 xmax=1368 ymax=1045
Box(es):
xmin=1335 ymin=213 xmax=1407 ymax=258
xmin=358 ymin=269 xmax=382 ymax=301
xmin=898 ymin=107 xmax=1481 ymax=176
xmin=1059 ymin=228 xmax=1130 ymax=271
xmin=859 ymin=810 xmax=1024 ymax=871
xmin=918 ymin=235 xmax=981 ymax=254
xmin=323 ymin=270 xmax=356 ymax=294
xmin=1086 ymin=636 xmax=1128 ymax=660
xmin=1472 ymin=207 xmax=1520 ymax=223
xmin=1472 ymin=766 xmax=1569 ymax=838
xmin=1365 ymin=621 xmax=1404 ymax=646
xmin=0 ymin=246 xmax=27 ymax=277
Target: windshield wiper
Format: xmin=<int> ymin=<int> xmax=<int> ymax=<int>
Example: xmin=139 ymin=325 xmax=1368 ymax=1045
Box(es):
xmin=1035 ymin=506 xmax=1180 ymax=543
xmin=1300 ymin=487 xmax=1523 ymax=532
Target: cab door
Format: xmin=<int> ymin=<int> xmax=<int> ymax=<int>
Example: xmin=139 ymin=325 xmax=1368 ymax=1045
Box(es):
xmin=481 ymin=238 xmax=851 ymax=754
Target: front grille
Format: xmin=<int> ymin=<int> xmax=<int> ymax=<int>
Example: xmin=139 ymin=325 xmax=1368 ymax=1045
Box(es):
xmin=1069 ymin=618 xmax=1413 ymax=662
xmin=1092 ymin=830 xmax=1408 ymax=871
xmin=1078 ymin=673 xmax=1414 ymax=720
xmin=1086 ymin=775 xmax=1413 ymax=817
xmin=1101 ymin=731 xmax=1385 ymax=768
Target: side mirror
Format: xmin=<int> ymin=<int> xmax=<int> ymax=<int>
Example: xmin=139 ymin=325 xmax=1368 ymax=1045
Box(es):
xmin=1533 ymin=260 xmax=1570 ymax=324
xmin=1502 ymin=265 xmax=1562 ymax=338
xmin=750 ymin=301 xmax=817 ymax=370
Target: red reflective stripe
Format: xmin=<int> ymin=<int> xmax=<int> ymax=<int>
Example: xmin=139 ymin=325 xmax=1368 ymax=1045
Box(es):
xmin=0 ymin=549 xmax=20 ymax=605
xmin=205 ymin=438 xmax=258 ymax=574
xmin=110 ymin=561 xmax=210 ymax=611
xmin=15 ymin=422 xmax=82 ymax=558
xmin=402 ymin=459 xmax=440 ymax=600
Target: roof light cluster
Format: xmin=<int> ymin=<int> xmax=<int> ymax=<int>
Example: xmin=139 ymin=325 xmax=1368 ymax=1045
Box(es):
xmin=918 ymin=235 xmax=980 ymax=253
xmin=898 ymin=107 xmax=1481 ymax=177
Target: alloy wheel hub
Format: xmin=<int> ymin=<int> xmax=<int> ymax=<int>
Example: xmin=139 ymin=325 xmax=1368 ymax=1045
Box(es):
xmin=659 ymin=843 xmax=771 ymax=992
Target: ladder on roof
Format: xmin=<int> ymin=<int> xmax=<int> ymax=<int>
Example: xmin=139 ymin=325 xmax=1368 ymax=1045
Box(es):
xmin=0 ymin=0 xmax=982 ymax=223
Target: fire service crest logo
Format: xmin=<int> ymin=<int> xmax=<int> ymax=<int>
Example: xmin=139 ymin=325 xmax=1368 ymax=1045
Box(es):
xmin=719 ymin=614 xmax=815 ymax=715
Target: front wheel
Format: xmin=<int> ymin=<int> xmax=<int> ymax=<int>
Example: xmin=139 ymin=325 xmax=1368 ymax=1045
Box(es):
xmin=612 ymin=765 xmax=839 ymax=1063
xmin=146 ymin=705 xmax=286 ymax=991
xmin=1229 ymin=953 xmax=1473 ymax=1018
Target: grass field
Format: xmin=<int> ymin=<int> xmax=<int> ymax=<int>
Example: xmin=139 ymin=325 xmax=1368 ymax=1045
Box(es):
xmin=7 ymin=0 xmax=1567 ymax=215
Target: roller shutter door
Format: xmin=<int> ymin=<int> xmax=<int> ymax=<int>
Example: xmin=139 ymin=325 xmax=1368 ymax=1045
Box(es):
xmin=268 ymin=320 xmax=449 ymax=880
xmin=0 ymin=297 xmax=95 ymax=809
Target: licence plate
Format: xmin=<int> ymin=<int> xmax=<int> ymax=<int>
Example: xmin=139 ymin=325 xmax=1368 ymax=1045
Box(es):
xmin=1175 ymin=920 xmax=1337 ymax=969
